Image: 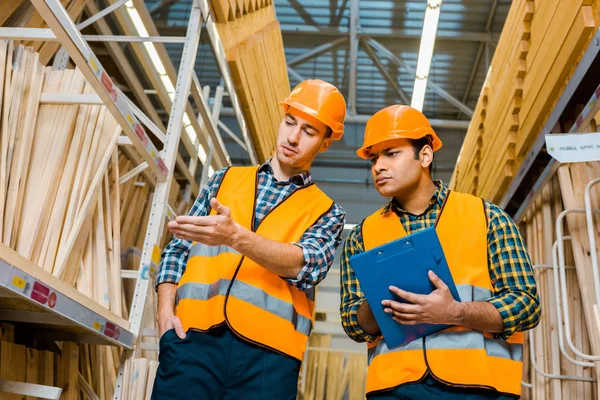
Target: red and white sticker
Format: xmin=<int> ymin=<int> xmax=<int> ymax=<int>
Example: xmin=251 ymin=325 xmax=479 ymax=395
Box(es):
xmin=31 ymin=282 xmax=50 ymax=305
xmin=48 ymin=292 xmax=57 ymax=309
xmin=100 ymin=71 xmax=117 ymax=102
xmin=104 ymin=321 xmax=121 ymax=340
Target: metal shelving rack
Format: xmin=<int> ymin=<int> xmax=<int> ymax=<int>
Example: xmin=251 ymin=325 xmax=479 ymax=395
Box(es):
xmin=0 ymin=0 xmax=257 ymax=397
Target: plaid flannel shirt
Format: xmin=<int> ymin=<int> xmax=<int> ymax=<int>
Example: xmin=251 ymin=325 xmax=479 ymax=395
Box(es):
xmin=340 ymin=180 xmax=540 ymax=341
xmin=156 ymin=160 xmax=346 ymax=291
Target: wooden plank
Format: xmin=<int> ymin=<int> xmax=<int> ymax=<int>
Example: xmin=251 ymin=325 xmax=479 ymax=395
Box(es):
xmin=58 ymin=342 xmax=79 ymax=400
xmin=0 ymin=342 xmax=27 ymax=400
xmin=145 ymin=361 xmax=159 ymax=400
xmin=517 ymin=6 xmax=595 ymax=158
xmin=25 ymin=347 xmax=39 ymax=400
xmin=38 ymin=350 xmax=55 ymax=387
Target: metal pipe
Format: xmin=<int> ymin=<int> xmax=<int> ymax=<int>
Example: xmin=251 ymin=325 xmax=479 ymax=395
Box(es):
xmin=364 ymin=36 xmax=474 ymax=117
xmin=556 ymin=208 xmax=600 ymax=361
xmin=287 ymin=37 xmax=348 ymax=67
xmin=537 ymin=259 xmax=594 ymax=368
xmin=77 ymin=0 xmax=128 ymax=30
xmin=0 ymin=28 xmax=187 ymax=43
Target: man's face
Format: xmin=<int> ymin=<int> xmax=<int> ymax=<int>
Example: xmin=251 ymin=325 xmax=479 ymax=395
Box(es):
xmin=368 ymin=139 xmax=424 ymax=198
xmin=275 ymin=107 xmax=332 ymax=171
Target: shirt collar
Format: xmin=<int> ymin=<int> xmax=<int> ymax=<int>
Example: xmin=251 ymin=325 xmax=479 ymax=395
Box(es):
xmin=259 ymin=158 xmax=312 ymax=186
xmin=382 ymin=180 xmax=448 ymax=216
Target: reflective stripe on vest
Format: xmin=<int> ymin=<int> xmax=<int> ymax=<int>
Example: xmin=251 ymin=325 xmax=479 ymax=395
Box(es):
xmin=368 ymin=331 xmax=523 ymax=365
xmin=188 ymin=243 xmax=240 ymax=258
xmin=177 ymin=280 xmax=312 ymax=336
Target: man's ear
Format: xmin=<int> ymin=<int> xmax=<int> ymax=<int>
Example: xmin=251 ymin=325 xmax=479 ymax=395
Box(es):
xmin=420 ymin=145 xmax=434 ymax=168
xmin=319 ymin=138 xmax=333 ymax=153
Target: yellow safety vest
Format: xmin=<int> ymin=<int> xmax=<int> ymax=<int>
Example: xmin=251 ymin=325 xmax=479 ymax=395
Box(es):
xmin=176 ymin=166 xmax=334 ymax=361
xmin=362 ymin=191 xmax=523 ymax=396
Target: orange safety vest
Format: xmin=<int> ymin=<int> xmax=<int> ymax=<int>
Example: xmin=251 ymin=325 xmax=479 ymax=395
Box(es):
xmin=175 ymin=166 xmax=334 ymax=361
xmin=362 ymin=191 xmax=523 ymax=396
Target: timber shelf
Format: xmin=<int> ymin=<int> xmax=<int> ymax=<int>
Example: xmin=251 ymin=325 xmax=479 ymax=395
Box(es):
xmin=0 ymin=244 xmax=133 ymax=349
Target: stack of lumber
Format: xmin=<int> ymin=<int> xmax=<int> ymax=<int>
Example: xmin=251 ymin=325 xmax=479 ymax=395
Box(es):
xmin=0 ymin=0 xmax=91 ymax=66
xmin=0 ymin=42 xmax=193 ymax=399
xmin=213 ymin=0 xmax=289 ymax=162
xmin=0 ymin=322 xmax=118 ymax=400
xmin=518 ymin=110 xmax=600 ymax=398
xmin=300 ymin=334 xmax=367 ymax=400
xmin=450 ymin=0 xmax=599 ymax=203
xmin=0 ymin=42 xmax=122 ymax=298
xmin=520 ymin=176 xmax=596 ymax=399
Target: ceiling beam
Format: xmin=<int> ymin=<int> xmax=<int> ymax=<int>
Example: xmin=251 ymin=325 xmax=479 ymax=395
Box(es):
xmin=364 ymin=36 xmax=474 ymax=117
xmin=154 ymin=23 xmax=500 ymax=43
xmin=287 ymin=37 xmax=348 ymax=67
xmin=279 ymin=24 xmax=500 ymax=42
xmin=361 ymin=37 xmax=410 ymax=104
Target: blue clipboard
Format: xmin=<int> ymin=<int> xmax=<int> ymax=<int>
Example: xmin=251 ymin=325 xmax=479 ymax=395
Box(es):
xmin=349 ymin=226 xmax=461 ymax=349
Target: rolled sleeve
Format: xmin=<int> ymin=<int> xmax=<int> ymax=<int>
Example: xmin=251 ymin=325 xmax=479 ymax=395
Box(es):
xmin=286 ymin=203 xmax=345 ymax=291
xmin=154 ymin=168 xmax=227 ymax=289
xmin=486 ymin=202 xmax=541 ymax=339
xmin=339 ymin=225 xmax=379 ymax=343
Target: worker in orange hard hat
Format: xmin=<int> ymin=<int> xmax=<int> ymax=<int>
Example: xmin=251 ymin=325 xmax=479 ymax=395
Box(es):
xmin=340 ymin=105 xmax=540 ymax=399
xmin=152 ymin=79 xmax=347 ymax=399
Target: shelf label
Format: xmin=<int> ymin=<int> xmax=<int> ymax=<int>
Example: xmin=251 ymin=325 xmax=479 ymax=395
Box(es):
xmin=546 ymin=133 xmax=600 ymax=163
xmin=11 ymin=275 xmax=27 ymax=291
xmin=48 ymin=292 xmax=57 ymax=309
xmin=93 ymin=321 xmax=103 ymax=332
xmin=85 ymin=53 xmax=168 ymax=178
xmin=104 ymin=321 xmax=121 ymax=340
xmin=31 ymin=281 xmax=50 ymax=305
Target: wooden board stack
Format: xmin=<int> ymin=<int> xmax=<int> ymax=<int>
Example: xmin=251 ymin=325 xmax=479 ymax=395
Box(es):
xmin=0 ymin=41 xmax=193 ymax=399
xmin=213 ymin=0 xmax=289 ymax=162
xmin=450 ymin=0 xmax=599 ymax=203
xmin=299 ymin=334 xmax=367 ymax=400
xmin=0 ymin=42 xmax=122 ymax=298
xmin=518 ymin=110 xmax=600 ymax=398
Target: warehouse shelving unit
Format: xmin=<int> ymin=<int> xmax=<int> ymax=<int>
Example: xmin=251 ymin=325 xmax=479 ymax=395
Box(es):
xmin=0 ymin=0 xmax=257 ymax=397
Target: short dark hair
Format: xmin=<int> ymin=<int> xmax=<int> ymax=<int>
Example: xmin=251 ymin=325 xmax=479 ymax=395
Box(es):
xmin=324 ymin=126 xmax=332 ymax=138
xmin=409 ymin=136 xmax=434 ymax=174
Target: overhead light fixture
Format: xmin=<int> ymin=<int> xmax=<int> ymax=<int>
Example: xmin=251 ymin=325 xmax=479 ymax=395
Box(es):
xmin=411 ymin=0 xmax=443 ymax=112
xmin=122 ymin=1 xmax=212 ymax=173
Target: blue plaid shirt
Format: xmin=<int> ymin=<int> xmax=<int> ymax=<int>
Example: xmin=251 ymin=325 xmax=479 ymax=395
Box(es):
xmin=156 ymin=160 xmax=346 ymax=291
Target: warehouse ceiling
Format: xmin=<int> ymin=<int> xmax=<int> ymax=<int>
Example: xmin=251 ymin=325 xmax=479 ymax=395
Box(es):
xmin=146 ymin=0 xmax=510 ymax=120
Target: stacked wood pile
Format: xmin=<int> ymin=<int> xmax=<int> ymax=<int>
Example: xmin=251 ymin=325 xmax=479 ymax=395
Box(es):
xmin=0 ymin=322 xmax=124 ymax=400
xmin=0 ymin=0 xmax=91 ymax=66
xmin=450 ymin=0 xmax=599 ymax=203
xmin=518 ymin=111 xmax=600 ymax=398
xmin=299 ymin=334 xmax=367 ymax=400
xmin=212 ymin=0 xmax=289 ymax=162
xmin=0 ymin=42 xmax=190 ymax=399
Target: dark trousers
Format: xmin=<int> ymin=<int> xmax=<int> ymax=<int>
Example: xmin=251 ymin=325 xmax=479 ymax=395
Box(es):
xmin=151 ymin=325 xmax=300 ymax=400
xmin=367 ymin=373 xmax=519 ymax=400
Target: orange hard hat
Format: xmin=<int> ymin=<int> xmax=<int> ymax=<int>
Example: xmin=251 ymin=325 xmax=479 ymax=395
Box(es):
xmin=280 ymin=79 xmax=346 ymax=140
xmin=356 ymin=105 xmax=443 ymax=159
